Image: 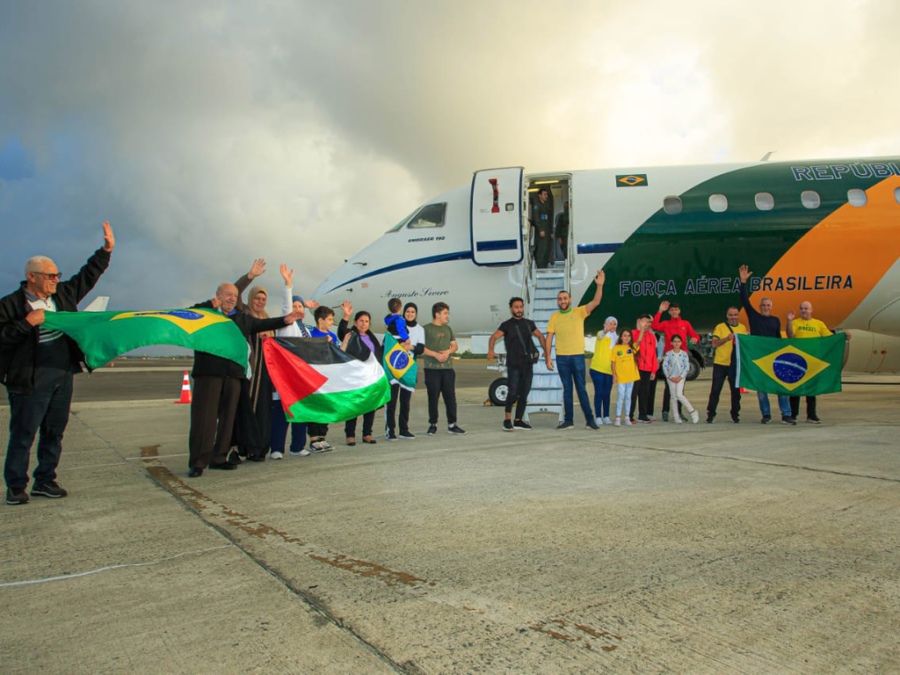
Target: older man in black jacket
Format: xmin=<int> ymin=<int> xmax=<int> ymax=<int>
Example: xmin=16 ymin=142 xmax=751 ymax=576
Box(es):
xmin=0 ymin=222 xmax=115 ymax=505
xmin=187 ymin=283 xmax=303 ymax=477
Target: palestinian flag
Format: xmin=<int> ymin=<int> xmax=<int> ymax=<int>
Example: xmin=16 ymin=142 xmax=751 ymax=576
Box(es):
xmin=264 ymin=337 xmax=390 ymax=424
xmin=383 ymin=333 xmax=418 ymax=391
xmin=42 ymin=308 xmax=248 ymax=370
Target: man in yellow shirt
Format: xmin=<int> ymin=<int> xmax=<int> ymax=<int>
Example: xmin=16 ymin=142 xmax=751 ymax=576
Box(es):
xmin=786 ymin=301 xmax=849 ymax=423
xmin=546 ymin=270 xmax=604 ymax=430
xmin=705 ymin=306 xmax=748 ymax=424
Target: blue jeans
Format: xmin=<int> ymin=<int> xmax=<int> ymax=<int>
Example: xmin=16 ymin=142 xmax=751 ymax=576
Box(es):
xmin=5 ymin=369 xmax=73 ymax=490
xmin=589 ymin=370 xmax=613 ymax=418
xmin=616 ymin=382 xmax=634 ymax=418
xmin=557 ymin=355 xmax=593 ymax=424
xmin=757 ymin=391 xmax=791 ymax=418
xmin=270 ymin=400 xmax=307 ymax=453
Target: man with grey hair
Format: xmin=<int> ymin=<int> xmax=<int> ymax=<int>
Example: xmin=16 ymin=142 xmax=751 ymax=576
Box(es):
xmin=739 ymin=265 xmax=795 ymax=425
xmin=0 ymin=222 xmax=115 ymax=505
xmin=186 ymin=280 xmax=305 ymax=477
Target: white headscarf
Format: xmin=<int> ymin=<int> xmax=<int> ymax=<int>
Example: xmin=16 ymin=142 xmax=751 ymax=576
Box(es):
xmin=598 ymin=316 xmax=618 ymax=354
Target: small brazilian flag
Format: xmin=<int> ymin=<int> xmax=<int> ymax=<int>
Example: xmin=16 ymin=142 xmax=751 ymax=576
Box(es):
xmin=42 ymin=308 xmax=249 ymax=370
xmin=616 ymin=174 xmax=648 ymax=187
xmin=382 ymin=333 xmax=417 ymax=391
xmin=736 ymin=334 xmax=846 ymax=396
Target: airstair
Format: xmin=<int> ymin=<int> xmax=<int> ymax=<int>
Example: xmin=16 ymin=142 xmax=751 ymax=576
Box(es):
xmin=522 ymin=266 xmax=566 ymax=420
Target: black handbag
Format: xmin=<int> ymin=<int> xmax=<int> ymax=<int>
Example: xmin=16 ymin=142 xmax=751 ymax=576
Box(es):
xmin=513 ymin=321 xmax=539 ymax=363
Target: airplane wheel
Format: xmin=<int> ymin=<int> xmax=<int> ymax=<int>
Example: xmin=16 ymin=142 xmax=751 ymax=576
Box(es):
xmin=686 ymin=354 xmax=701 ymax=381
xmin=488 ymin=378 xmax=509 ymax=407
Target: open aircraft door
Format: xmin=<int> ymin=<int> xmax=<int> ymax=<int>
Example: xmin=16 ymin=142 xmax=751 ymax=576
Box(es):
xmin=470 ymin=167 xmax=524 ymax=266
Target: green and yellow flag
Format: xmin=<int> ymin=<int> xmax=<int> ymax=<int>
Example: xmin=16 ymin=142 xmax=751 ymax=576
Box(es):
xmin=42 ymin=309 xmax=248 ymax=370
xmin=736 ymin=334 xmax=846 ymax=396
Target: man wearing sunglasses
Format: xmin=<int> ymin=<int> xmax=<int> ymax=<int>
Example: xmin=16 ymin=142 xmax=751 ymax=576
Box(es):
xmin=0 ymin=221 xmax=115 ymax=505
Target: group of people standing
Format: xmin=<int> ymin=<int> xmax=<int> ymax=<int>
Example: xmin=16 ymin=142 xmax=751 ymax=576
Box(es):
xmin=487 ymin=266 xmax=846 ymax=431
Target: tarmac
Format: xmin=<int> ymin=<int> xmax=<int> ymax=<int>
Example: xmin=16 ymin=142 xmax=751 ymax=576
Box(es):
xmin=1 ymin=361 xmax=899 ymax=673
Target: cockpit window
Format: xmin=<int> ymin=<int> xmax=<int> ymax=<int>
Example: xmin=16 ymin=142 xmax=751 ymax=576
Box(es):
xmin=406 ymin=203 xmax=446 ymax=229
xmin=386 ymin=210 xmax=415 ymax=233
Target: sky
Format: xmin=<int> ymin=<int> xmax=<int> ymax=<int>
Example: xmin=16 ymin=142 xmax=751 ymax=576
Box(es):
xmin=1 ymin=0 xmax=899 ymax=315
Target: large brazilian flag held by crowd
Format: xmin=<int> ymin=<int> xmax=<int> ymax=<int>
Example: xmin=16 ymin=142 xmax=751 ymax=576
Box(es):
xmin=42 ymin=309 xmax=248 ymax=370
xmin=735 ymin=334 xmax=846 ymax=396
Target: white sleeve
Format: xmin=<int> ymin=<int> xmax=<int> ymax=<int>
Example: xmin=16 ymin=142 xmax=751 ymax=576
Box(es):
xmin=282 ymin=285 xmax=292 ymax=316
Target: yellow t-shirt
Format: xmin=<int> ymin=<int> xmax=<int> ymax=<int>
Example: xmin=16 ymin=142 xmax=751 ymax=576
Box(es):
xmin=547 ymin=305 xmax=590 ymax=356
xmin=611 ymin=345 xmax=639 ymax=384
xmin=590 ymin=333 xmax=614 ymax=374
xmin=792 ymin=317 xmax=832 ymax=338
xmin=712 ymin=321 xmax=748 ymax=366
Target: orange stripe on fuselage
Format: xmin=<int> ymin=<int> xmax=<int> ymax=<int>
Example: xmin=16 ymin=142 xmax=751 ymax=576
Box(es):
xmin=748 ymin=176 xmax=900 ymax=328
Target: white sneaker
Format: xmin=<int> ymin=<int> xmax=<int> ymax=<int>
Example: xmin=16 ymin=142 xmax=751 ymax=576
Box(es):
xmin=690 ymin=410 xmax=700 ymax=424
xmin=614 ymin=417 xmax=621 ymax=427
xmin=270 ymin=451 xmax=284 ymax=460
xmin=675 ymin=417 xmax=683 ymax=424
xmin=623 ymin=419 xmax=632 ymax=426
xmin=289 ymin=449 xmax=311 ymax=457
xmin=603 ymin=417 xmax=612 ymax=425
xmin=595 ymin=417 xmax=604 ymax=426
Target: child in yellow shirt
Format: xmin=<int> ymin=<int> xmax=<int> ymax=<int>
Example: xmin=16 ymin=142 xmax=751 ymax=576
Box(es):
xmin=611 ymin=328 xmax=640 ymax=427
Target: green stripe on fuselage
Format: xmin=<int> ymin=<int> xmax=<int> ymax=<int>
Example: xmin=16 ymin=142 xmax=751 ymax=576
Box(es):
xmin=578 ymin=159 xmax=891 ymax=334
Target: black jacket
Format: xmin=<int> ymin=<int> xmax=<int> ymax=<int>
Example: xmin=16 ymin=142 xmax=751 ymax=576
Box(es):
xmin=337 ymin=319 xmax=384 ymax=361
xmin=0 ymin=247 xmax=111 ymax=394
xmin=190 ymin=300 xmax=288 ymax=379
xmin=740 ymin=282 xmax=783 ymax=338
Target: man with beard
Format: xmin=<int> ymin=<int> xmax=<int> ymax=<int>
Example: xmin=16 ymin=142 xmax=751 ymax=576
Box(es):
xmin=531 ymin=188 xmax=553 ymax=269
xmin=487 ymin=297 xmax=548 ymax=431
xmin=706 ymin=306 xmax=747 ymax=424
xmin=545 ymin=270 xmax=605 ymax=430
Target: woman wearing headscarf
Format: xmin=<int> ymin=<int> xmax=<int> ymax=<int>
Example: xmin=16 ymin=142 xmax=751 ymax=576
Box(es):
xmin=589 ymin=316 xmax=618 ymax=425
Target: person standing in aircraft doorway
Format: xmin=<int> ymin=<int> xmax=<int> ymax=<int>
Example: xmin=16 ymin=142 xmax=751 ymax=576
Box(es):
xmin=531 ymin=188 xmax=553 ymax=269
xmin=554 ymin=201 xmax=569 ymax=264
xmin=546 ymin=270 xmax=605 ymax=430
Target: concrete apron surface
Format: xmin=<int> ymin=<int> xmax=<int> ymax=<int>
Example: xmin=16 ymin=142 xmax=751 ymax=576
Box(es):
xmin=1 ymin=379 xmax=899 ymax=673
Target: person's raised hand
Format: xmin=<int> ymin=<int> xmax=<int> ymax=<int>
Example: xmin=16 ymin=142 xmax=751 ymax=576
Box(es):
xmin=659 ymin=300 xmax=670 ymax=313
xmin=210 ymin=297 xmax=221 ymax=309
xmin=285 ymin=308 xmax=304 ymax=324
xmin=102 ymin=221 xmax=115 ymax=252
xmin=595 ymin=269 xmax=605 ymax=286
xmin=280 ymin=264 xmax=294 ymax=286
xmin=304 ymin=300 xmax=319 ymax=309
xmin=787 ymin=309 xmax=796 ymax=321
xmin=25 ymin=309 xmax=45 ymax=326
xmin=739 ymin=265 xmax=752 ymax=284
xmin=248 ymin=258 xmax=266 ymax=280
xmin=341 ymin=300 xmax=353 ymax=320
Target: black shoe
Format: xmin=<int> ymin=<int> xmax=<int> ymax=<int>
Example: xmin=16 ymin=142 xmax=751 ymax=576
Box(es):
xmin=399 ymin=430 xmax=416 ymax=439
xmin=513 ymin=420 xmax=532 ymax=430
xmin=807 ymin=415 xmax=822 ymax=424
xmin=6 ymin=488 xmax=29 ymax=505
xmin=661 ymin=412 xmax=669 ymax=422
xmin=585 ymin=420 xmax=600 ymax=430
xmin=427 ymin=425 xmax=437 ymax=436
xmin=782 ymin=416 xmax=797 ymax=426
xmin=362 ymin=437 xmax=377 ymax=444
xmin=346 ymin=437 xmax=357 ymax=446
xmin=247 ymin=455 xmax=266 ymax=462
xmin=731 ymin=416 xmax=740 ymax=424
xmin=188 ymin=467 xmax=203 ymax=478
xmin=227 ymin=449 xmax=242 ymax=464
xmin=31 ymin=481 xmax=68 ymax=499
xmin=386 ymin=430 xmax=398 ymax=441
xmin=761 ymin=415 xmax=772 ymax=424
xmin=706 ymin=415 xmax=715 ymax=424
xmin=503 ymin=419 xmax=514 ymax=432
xmin=448 ymin=424 xmax=467 ymax=435
xmin=556 ymin=421 xmax=575 ymax=430
xmin=209 ymin=462 xmax=237 ymax=471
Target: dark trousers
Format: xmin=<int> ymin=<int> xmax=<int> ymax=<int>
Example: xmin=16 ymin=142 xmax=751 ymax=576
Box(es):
xmin=558 ymin=355 xmax=593 ymax=424
xmin=233 ymin=375 xmax=273 ymax=460
xmin=270 ymin=400 xmax=307 ymax=453
xmin=660 ymin=366 xmax=671 ymax=414
xmin=790 ymin=396 xmax=817 ymax=419
xmin=189 ymin=376 xmax=241 ymax=470
xmin=4 ymin=369 xmax=73 ymax=490
xmin=307 ymin=422 xmax=329 ymax=438
xmin=425 ymin=368 xmax=457 ymax=425
xmin=589 ymin=370 xmax=613 ymax=419
xmin=345 ymin=411 xmax=376 ymax=438
xmin=632 ymin=369 xmax=657 ymax=420
xmin=707 ymin=363 xmax=741 ymax=420
xmin=385 ymin=383 xmax=413 ymax=434
xmin=505 ymin=364 xmax=534 ymax=419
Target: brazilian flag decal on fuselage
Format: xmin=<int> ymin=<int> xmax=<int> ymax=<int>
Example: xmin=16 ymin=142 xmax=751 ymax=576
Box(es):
xmin=616 ymin=174 xmax=648 ymax=187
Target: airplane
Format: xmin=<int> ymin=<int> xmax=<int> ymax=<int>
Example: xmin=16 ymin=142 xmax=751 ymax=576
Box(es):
xmin=313 ymin=157 xmax=900 ymax=389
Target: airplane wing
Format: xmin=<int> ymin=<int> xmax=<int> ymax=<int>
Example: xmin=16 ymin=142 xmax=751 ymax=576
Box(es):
xmin=82 ymin=296 xmax=110 ymax=312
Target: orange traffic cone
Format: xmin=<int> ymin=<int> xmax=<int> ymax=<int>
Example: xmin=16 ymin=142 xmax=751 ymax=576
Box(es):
xmin=175 ymin=371 xmax=192 ymax=404
xmin=740 ymin=387 xmax=750 ymax=394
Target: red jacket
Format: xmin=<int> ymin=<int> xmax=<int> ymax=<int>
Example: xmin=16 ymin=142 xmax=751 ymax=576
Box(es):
xmin=651 ymin=313 xmax=701 ymax=353
xmin=633 ymin=329 xmax=658 ymax=372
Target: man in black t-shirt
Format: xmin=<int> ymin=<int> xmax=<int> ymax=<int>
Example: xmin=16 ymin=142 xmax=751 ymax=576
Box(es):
xmin=488 ymin=297 xmax=548 ymax=431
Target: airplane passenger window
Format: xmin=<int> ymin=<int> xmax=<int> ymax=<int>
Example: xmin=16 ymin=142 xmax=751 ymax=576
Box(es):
xmin=755 ymin=192 xmax=774 ymax=211
xmin=801 ymin=191 xmax=821 ymax=209
xmin=896 ymin=187 xmax=900 ymax=205
xmin=708 ymin=194 xmax=728 ymax=213
xmin=847 ymin=189 xmax=867 ymax=207
xmin=663 ymin=196 xmax=683 ymax=215
xmin=407 ymin=203 xmax=447 ymax=229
